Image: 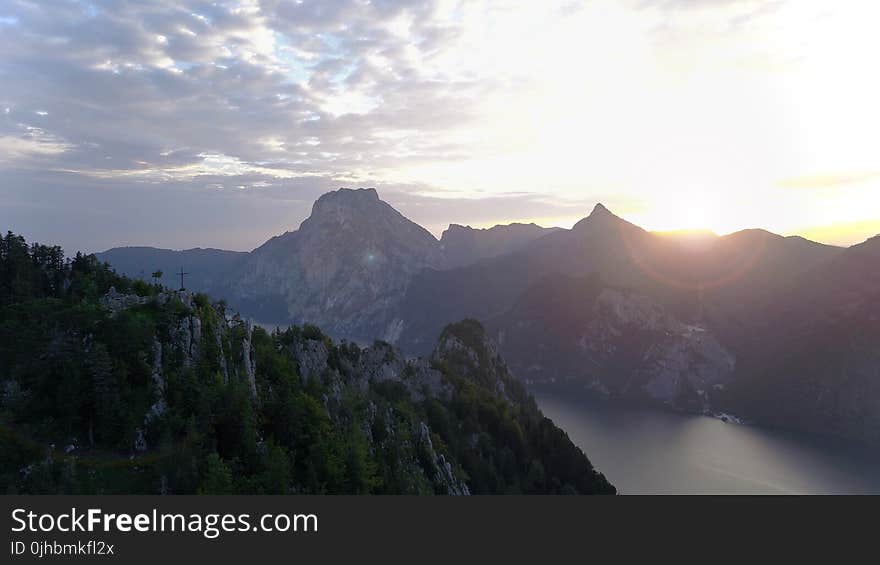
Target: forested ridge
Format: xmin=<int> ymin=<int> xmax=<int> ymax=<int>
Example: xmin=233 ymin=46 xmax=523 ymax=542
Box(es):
xmin=0 ymin=231 xmax=614 ymax=494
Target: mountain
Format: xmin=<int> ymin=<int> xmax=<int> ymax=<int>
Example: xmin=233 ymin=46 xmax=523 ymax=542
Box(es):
xmin=723 ymin=235 xmax=880 ymax=443
xmin=94 ymin=196 xmax=843 ymax=354
xmin=393 ymin=204 xmax=638 ymax=352
xmin=671 ymin=229 xmax=843 ymax=346
xmin=486 ymin=274 xmax=735 ymax=411
xmin=394 ymin=204 xmax=841 ymax=354
xmin=98 ymin=188 xmax=564 ymax=341
xmin=96 ymin=246 xmax=246 ymax=292
xmin=219 ymin=188 xmax=444 ymax=340
xmin=0 ymin=231 xmax=615 ymax=494
xmin=93 ymin=191 xmax=878 ymax=444
xmin=440 ymin=222 xmax=562 ymax=268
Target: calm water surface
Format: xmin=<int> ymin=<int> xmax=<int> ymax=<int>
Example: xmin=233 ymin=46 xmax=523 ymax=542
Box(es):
xmin=533 ymin=388 xmax=880 ymax=494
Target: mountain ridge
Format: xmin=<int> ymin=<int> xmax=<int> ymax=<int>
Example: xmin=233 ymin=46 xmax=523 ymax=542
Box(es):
xmin=93 ymin=188 xmax=880 ymax=444
xmin=0 ymin=231 xmax=615 ymax=493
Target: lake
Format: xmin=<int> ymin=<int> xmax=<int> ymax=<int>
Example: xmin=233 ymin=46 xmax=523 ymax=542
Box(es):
xmin=533 ymin=388 xmax=880 ymax=494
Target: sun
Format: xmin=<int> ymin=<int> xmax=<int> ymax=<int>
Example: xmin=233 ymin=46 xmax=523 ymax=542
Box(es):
xmin=636 ymin=192 xmax=732 ymax=235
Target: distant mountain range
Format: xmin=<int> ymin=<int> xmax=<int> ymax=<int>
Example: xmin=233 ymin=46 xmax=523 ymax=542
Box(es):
xmin=97 ymin=246 xmax=247 ymax=293
xmin=99 ymin=188 xmax=880 ymax=444
xmin=440 ymin=222 xmax=562 ymax=269
xmin=99 ymin=188 xmax=558 ymax=341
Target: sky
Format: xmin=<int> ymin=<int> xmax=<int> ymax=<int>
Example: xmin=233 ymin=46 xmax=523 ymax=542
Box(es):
xmin=1 ymin=0 xmax=879 ymax=253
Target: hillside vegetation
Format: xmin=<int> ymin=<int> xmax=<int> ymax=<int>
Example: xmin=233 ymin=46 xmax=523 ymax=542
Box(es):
xmin=0 ymin=231 xmax=614 ymax=494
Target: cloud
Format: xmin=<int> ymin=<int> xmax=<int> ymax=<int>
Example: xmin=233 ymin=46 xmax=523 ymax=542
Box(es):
xmin=779 ymin=171 xmax=880 ymax=190
xmin=0 ymin=130 xmax=73 ymax=162
xmin=0 ymin=0 xmax=536 ymax=246
xmin=1 ymin=0 xmax=877 ymax=250
xmin=0 ymin=0 xmax=508 ymax=188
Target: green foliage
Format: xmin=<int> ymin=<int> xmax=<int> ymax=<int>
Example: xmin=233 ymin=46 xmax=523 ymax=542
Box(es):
xmin=0 ymin=232 xmax=614 ymax=495
xmin=427 ymin=319 xmax=615 ymax=494
xmin=198 ymin=453 xmax=235 ymax=494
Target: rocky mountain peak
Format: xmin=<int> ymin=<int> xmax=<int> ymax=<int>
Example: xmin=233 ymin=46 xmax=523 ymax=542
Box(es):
xmin=571 ymin=203 xmax=634 ymax=233
xmin=228 ymin=187 xmax=444 ymax=340
xmin=304 ymin=187 xmax=389 ymax=228
xmin=316 ymin=187 xmax=379 ymax=205
xmin=293 ymin=187 xmax=441 ymax=255
xmin=590 ymin=202 xmax=613 ymax=217
xmin=436 ymin=318 xmax=495 ymax=359
xmin=433 ymin=319 xmax=518 ymax=399
xmin=442 ymin=223 xmax=471 ymax=235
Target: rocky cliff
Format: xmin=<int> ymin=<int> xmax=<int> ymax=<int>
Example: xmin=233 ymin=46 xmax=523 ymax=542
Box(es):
xmin=487 ymin=275 xmax=735 ymax=411
xmin=216 ymin=188 xmax=444 ymax=341
xmin=0 ymin=238 xmax=615 ymax=494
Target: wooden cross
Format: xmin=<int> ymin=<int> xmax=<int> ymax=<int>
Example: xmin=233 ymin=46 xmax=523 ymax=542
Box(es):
xmin=177 ymin=266 xmax=189 ymax=291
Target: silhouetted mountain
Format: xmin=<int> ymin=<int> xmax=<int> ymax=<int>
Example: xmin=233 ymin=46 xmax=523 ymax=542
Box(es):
xmin=687 ymin=229 xmax=842 ymax=344
xmin=440 ymin=222 xmax=561 ymax=268
xmin=724 ymin=235 xmax=880 ymax=443
xmin=96 ymin=246 xmax=246 ymax=292
xmin=394 ymin=204 xmax=840 ymax=354
xmin=394 ymin=204 xmax=649 ymax=352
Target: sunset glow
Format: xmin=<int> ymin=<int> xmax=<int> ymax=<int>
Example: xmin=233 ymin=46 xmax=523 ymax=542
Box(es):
xmin=1 ymin=0 xmax=878 ymax=251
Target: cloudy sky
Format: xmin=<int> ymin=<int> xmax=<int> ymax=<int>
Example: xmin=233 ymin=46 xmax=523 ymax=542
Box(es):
xmin=1 ymin=0 xmax=878 ymax=253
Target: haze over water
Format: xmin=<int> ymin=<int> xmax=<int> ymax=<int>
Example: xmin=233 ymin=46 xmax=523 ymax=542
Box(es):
xmin=534 ymin=389 xmax=880 ymax=494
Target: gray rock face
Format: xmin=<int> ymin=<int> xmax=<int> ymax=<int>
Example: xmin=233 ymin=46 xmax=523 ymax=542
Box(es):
xmin=100 ymin=286 xmax=148 ymax=314
xmin=213 ymin=321 xmax=229 ymax=383
xmin=418 ymin=421 xmax=470 ymax=495
xmin=100 ymin=289 xmax=261 ymax=397
xmin=432 ymin=319 xmax=530 ymax=407
xmin=154 ymin=289 xmax=195 ymax=309
xmin=488 ymin=277 xmax=735 ymax=411
xmin=146 ymin=339 xmax=167 ymax=419
xmin=225 ymin=188 xmax=444 ymax=339
xmin=586 ymin=289 xmax=735 ymax=408
xmin=240 ymin=322 xmax=257 ymax=397
xmin=293 ymin=338 xmax=330 ymax=383
xmin=171 ymin=312 xmax=202 ymax=368
xmin=356 ymin=341 xmax=405 ymax=383
xmin=404 ymin=358 xmax=447 ymax=400
xmin=288 ymin=333 xmax=450 ymax=402
xmin=280 ymin=330 xmax=469 ymax=493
